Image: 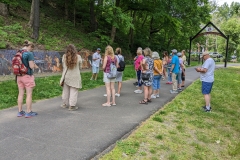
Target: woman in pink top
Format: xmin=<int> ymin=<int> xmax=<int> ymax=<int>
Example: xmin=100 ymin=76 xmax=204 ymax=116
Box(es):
xmin=102 ymin=45 xmax=119 ymax=107
xmin=134 ymin=47 xmax=144 ymax=93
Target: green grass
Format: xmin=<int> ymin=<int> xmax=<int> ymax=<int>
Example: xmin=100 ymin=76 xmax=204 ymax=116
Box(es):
xmin=100 ymin=67 xmax=240 ymax=160
xmin=0 ymin=65 xmax=135 ymax=110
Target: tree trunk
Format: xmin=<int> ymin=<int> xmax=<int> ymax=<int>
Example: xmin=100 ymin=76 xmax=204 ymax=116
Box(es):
xmin=129 ymin=10 xmax=136 ymax=52
xmin=65 ymin=0 xmax=68 ymax=20
xmin=89 ymin=0 xmax=97 ymax=32
xmin=32 ymin=0 xmax=40 ymax=40
xmin=28 ymin=0 xmax=34 ymax=28
xmin=110 ymin=0 xmax=120 ymax=44
xmin=0 ymin=3 xmax=9 ymax=16
xmin=73 ymin=0 xmax=76 ymax=27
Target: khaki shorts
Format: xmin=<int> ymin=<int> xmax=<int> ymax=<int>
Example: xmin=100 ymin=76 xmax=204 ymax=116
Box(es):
xmin=17 ymin=75 xmax=35 ymax=88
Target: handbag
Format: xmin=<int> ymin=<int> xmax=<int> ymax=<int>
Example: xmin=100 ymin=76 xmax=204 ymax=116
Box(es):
xmin=60 ymin=68 xmax=68 ymax=87
xmin=141 ymin=72 xmax=151 ymax=81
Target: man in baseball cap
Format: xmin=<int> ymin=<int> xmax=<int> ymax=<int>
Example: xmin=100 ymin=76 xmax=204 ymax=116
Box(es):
xmin=195 ymin=51 xmax=215 ymax=112
xmin=169 ymin=49 xmax=179 ymax=94
xmin=90 ymin=48 xmax=102 ymax=80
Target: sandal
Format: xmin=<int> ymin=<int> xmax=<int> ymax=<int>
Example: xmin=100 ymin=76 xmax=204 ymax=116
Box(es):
xmin=102 ymin=103 xmax=111 ymax=107
xmin=110 ymin=102 xmax=116 ymax=106
xmin=139 ymin=99 xmax=148 ymax=105
xmin=147 ymin=98 xmax=152 ymax=103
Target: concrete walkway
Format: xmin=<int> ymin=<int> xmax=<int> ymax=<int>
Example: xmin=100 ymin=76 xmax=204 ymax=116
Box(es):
xmin=0 ymin=64 xmax=238 ymax=160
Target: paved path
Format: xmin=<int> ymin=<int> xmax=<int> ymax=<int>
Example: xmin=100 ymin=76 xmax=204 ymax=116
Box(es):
xmin=0 ymin=64 xmax=239 ymax=160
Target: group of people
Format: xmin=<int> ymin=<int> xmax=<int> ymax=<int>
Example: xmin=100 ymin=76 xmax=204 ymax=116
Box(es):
xmin=133 ymin=48 xmax=188 ymax=104
xmin=60 ymin=45 xmax=125 ymax=108
xmin=16 ymin=41 xmax=215 ymax=118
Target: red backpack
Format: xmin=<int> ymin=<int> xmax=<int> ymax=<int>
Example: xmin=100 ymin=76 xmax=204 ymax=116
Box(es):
xmin=12 ymin=50 xmax=28 ymax=76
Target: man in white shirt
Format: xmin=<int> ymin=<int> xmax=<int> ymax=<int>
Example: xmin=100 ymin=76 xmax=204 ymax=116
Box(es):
xmin=195 ymin=51 xmax=215 ymax=112
xmin=90 ymin=48 xmax=101 ymax=80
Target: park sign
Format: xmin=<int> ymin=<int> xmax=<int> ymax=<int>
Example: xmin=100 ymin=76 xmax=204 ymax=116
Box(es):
xmin=189 ymin=21 xmax=229 ymax=67
xmin=193 ymin=25 xmax=226 ymax=39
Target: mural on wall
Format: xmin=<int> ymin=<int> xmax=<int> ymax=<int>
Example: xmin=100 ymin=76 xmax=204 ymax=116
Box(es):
xmin=0 ymin=49 xmax=94 ymax=76
xmin=0 ymin=50 xmax=62 ymax=76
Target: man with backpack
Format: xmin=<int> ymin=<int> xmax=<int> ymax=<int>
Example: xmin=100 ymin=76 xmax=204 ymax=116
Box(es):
xmin=115 ymin=47 xmax=125 ymax=97
xmin=13 ymin=40 xmax=38 ymax=118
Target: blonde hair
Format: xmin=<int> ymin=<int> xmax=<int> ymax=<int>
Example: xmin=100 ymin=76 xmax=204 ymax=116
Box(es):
xmin=65 ymin=44 xmax=78 ymax=69
xmin=182 ymin=50 xmax=186 ymax=55
xmin=115 ymin=47 xmax=121 ymax=55
xmin=137 ymin=47 xmax=142 ymax=55
xmin=143 ymin=47 xmax=152 ymax=57
xmin=23 ymin=40 xmax=34 ymax=48
xmin=105 ymin=45 xmax=115 ymax=59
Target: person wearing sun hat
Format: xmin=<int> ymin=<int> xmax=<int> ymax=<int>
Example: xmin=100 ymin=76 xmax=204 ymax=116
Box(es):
xmin=151 ymin=51 xmax=163 ymax=98
xmin=195 ymin=51 xmax=215 ymax=112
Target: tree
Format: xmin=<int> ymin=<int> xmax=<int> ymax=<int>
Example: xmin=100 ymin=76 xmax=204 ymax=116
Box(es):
xmin=32 ymin=0 xmax=40 ymax=40
xmin=0 ymin=2 xmax=8 ymax=16
xmin=28 ymin=0 xmax=34 ymax=28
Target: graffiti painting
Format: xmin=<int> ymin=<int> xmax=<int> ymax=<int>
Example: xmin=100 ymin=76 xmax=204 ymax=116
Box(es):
xmin=0 ymin=50 xmax=63 ymax=76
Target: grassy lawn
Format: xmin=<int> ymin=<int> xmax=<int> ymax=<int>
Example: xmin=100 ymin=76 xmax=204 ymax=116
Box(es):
xmin=100 ymin=67 xmax=240 ymax=160
xmin=0 ymin=65 xmax=135 ymax=110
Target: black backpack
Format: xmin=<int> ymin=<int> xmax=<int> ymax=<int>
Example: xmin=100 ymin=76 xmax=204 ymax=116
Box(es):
xmin=117 ymin=55 xmax=125 ymax=72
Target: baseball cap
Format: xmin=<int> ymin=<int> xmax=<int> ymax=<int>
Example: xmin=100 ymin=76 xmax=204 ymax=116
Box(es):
xmin=171 ymin=49 xmax=177 ymax=53
xmin=97 ymin=48 xmax=101 ymax=51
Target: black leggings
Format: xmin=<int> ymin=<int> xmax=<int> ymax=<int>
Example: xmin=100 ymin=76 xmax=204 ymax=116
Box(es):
xmin=182 ymin=69 xmax=185 ymax=81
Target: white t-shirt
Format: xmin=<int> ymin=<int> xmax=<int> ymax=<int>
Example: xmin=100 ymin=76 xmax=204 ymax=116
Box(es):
xmin=92 ymin=52 xmax=101 ymax=67
xmin=200 ymin=58 xmax=215 ymax=82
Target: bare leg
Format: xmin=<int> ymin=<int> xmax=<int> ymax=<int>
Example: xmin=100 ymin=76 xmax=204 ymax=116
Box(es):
xmin=204 ymin=94 xmax=211 ymax=106
xmin=25 ymin=87 xmax=34 ymax=113
xmin=148 ymin=86 xmax=152 ymax=99
xmin=95 ymin=73 xmax=98 ymax=80
xmin=18 ymin=87 xmax=25 ymax=112
xmin=117 ymin=82 xmax=122 ymax=94
xmin=104 ymin=82 xmax=111 ymax=105
xmin=144 ymin=86 xmax=148 ymax=100
xmin=110 ymin=82 xmax=116 ymax=104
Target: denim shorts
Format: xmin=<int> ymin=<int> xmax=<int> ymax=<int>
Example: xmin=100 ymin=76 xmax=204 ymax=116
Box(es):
xmin=202 ymin=81 xmax=213 ymax=94
xmin=152 ymin=75 xmax=161 ymax=90
xmin=92 ymin=66 xmax=99 ymax=73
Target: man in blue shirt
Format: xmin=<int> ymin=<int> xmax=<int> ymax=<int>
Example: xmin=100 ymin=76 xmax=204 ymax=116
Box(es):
xmin=170 ymin=49 xmax=179 ymax=94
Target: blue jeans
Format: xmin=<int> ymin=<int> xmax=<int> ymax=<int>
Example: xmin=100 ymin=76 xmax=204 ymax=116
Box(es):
xmin=177 ymin=70 xmax=182 ymax=85
xmin=137 ymin=70 xmax=142 ymax=87
xmin=167 ymin=68 xmax=172 ymax=82
xmin=152 ymin=75 xmax=161 ymax=90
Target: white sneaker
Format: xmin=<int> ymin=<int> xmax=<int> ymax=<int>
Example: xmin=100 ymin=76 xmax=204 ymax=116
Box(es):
xmin=156 ymin=94 xmax=160 ymax=98
xmin=103 ymin=94 xmax=107 ymax=97
xmin=115 ymin=93 xmax=120 ymax=97
xmin=151 ymin=94 xmax=156 ymax=98
xmin=134 ymin=89 xmax=143 ymax=93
